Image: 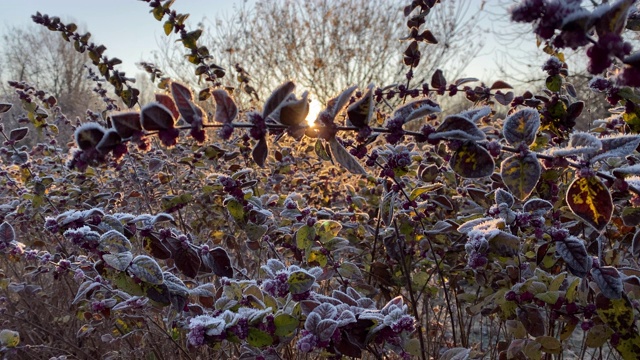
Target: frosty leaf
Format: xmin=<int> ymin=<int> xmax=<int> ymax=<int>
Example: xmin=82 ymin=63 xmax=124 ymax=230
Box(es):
xmin=347 ymin=85 xmax=374 ymax=128
xmin=501 ymin=153 xmax=541 ymax=201
xmin=593 ymin=0 xmax=636 ymax=37
xmin=460 ymin=106 xmax=491 ymax=123
xmin=252 ymin=136 xmax=268 ymax=168
xmin=99 ymin=230 xmax=132 ymax=254
xmin=590 ymin=134 xmax=640 ymax=163
xmin=329 ymin=137 xmax=367 ymax=175
xmin=566 ymin=176 xmax=613 ymax=231
xmin=612 ymin=164 xmax=640 ymax=176
xmin=305 ymin=312 xmax=322 ymax=332
xmin=102 ymin=251 xmax=133 ymax=271
xmin=591 ymin=266 xmax=623 ymax=299
xmin=140 ymin=102 xmax=175 ymax=131
xmin=441 ymin=348 xmax=471 ymax=360
xmin=632 ymin=230 xmax=640 ymax=258
xmin=431 ymin=115 xmax=486 ymax=141
xmin=548 ymin=132 xmax=602 ymax=157
xmin=0 ymin=222 xmax=15 ymax=244
xmin=0 ymin=103 xmax=12 ymax=113
xmin=556 ymin=236 xmax=592 ymax=278
xmin=74 ymin=123 xmax=105 ymax=150
xmin=0 ymin=329 xmax=20 ymax=348
xmin=163 ymin=272 xmax=189 ymax=297
xmin=263 ymin=81 xmax=295 ymax=119
xmin=212 ymin=89 xmax=237 ymax=124
xmin=494 ymin=91 xmax=514 ymax=106
xmin=72 ymin=281 xmax=102 ymax=304
xmin=316 ymin=319 xmax=339 ymax=341
xmin=288 ymin=270 xmax=315 ymax=295
xmin=313 ymin=303 xmax=338 ymax=320
xmin=488 ymin=231 xmax=520 ymax=257
xmin=326 ymin=85 xmax=357 ymax=120
xmin=393 ymin=98 xmax=441 ymax=124
xmin=503 ymin=108 xmax=540 ymax=147
xmin=495 ymin=188 xmax=514 ymax=208
xmin=450 ymin=141 xmax=494 ymax=178
xmin=110 ymin=112 xmax=142 ymax=139
xmin=9 ymin=127 xmax=28 ymax=141
xmin=457 ymin=216 xmax=494 ymax=234
xmin=130 ymin=255 xmax=163 ymax=285
xmin=523 ymin=198 xmax=553 ymax=215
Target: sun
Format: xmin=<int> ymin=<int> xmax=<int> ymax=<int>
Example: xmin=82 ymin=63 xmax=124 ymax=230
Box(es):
xmin=306 ymin=97 xmax=322 ymax=127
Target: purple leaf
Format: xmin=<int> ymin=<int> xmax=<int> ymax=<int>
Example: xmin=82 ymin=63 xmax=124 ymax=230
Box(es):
xmin=263 ymin=81 xmax=295 ymax=119
xmin=0 ymin=222 xmax=15 ymax=244
xmin=503 ymin=108 xmax=540 ymax=146
xmin=141 ymin=103 xmax=175 ymax=131
xmin=450 ymin=141 xmax=494 ymax=178
xmin=9 ymin=127 xmax=28 ymax=141
xmin=556 ymin=236 xmax=592 ymax=278
xmin=431 ymin=115 xmax=485 ymax=141
xmin=110 ymin=112 xmax=142 ymax=138
xmin=347 ymin=86 xmax=374 ymax=128
xmin=591 ymin=266 xmax=623 ymax=299
xmin=252 ymin=136 xmax=268 ymax=168
xmin=74 ymin=123 xmax=105 ymax=150
xmin=212 ymin=89 xmax=238 ymax=124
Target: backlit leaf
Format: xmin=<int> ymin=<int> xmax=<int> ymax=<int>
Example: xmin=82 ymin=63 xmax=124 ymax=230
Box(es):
xmin=171 ymin=82 xmax=202 ymax=124
xmin=263 ymin=81 xmax=295 ymax=119
xmin=252 ymin=136 xmax=268 ymax=168
xmin=326 ymin=85 xmax=357 ymax=120
xmin=110 ymin=112 xmax=142 ymax=138
xmin=212 ymin=89 xmax=237 ymax=124
xmin=393 ymin=98 xmax=440 ymax=124
xmin=314 ymin=139 xmax=332 ymax=161
xmin=314 ymin=220 xmax=342 ymax=242
xmin=96 ymin=129 xmax=123 ymax=154
xmin=591 ymin=134 xmax=640 ymax=163
xmin=566 ymin=176 xmax=613 ymax=231
xmin=556 ymin=236 xmax=591 ymax=278
xmin=155 ymin=93 xmax=179 ymax=119
xmin=503 ymin=108 xmax=540 ymax=146
xmin=140 ymin=102 xmax=174 ymax=131
xmin=329 ymin=137 xmax=367 ymax=175
xmin=347 ymin=86 xmax=374 ymax=128
xmin=450 ymin=141 xmax=494 ymax=178
xmin=296 ymin=225 xmax=316 ymax=250
xmin=501 ymin=153 xmax=541 ymax=201
xmin=74 ymin=123 xmax=105 ymax=150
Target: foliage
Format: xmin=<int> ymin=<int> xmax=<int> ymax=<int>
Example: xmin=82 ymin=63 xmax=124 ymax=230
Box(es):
xmin=4 ymin=0 xmax=640 ymax=359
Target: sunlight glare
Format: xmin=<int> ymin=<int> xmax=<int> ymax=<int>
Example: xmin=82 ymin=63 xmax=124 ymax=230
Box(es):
xmin=306 ymin=97 xmax=322 ymax=127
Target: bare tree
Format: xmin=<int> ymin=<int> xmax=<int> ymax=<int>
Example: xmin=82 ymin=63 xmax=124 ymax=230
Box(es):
xmin=152 ymin=0 xmax=483 ymax=104
xmin=1 ymin=24 xmax=97 ymax=119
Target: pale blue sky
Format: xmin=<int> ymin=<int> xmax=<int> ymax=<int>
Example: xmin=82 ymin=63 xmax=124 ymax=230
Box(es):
xmin=0 ymin=1 xmax=539 ymax=85
xmin=0 ymin=0 xmax=250 ymax=76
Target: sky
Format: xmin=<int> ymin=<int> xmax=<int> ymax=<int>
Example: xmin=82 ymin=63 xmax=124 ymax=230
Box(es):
xmin=0 ymin=0 xmax=539 ymax=87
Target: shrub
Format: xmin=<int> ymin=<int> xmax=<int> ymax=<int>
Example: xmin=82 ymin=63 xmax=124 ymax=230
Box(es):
xmin=2 ymin=0 xmax=640 ymax=359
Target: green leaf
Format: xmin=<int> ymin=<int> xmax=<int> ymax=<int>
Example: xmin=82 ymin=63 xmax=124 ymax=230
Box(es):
xmin=0 ymin=329 xmax=20 ymax=348
xmin=314 ymin=139 xmax=332 ymax=161
xmin=546 ymin=75 xmax=562 ymax=92
xmin=247 ymin=328 xmax=273 ymax=347
xmin=163 ymin=20 xmax=173 ymax=35
xmin=314 ymin=220 xmax=342 ymax=242
xmin=287 ymin=270 xmax=315 ymax=295
xmin=225 ymin=198 xmax=246 ymax=225
xmin=306 ymin=249 xmax=328 ymax=267
xmin=296 ymin=225 xmax=316 ymax=250
xmin=566 ymin=175 xmax=613 ymax=231
xmin=274 ymin=313 xmax=299 ymax=337
xmin=409 ymin=184 xmax=443 ymax=201
xmin=500 ymin=153 xmax=541 ymax=201
xmin=450 ymin=141 xmax=494 ymax=178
